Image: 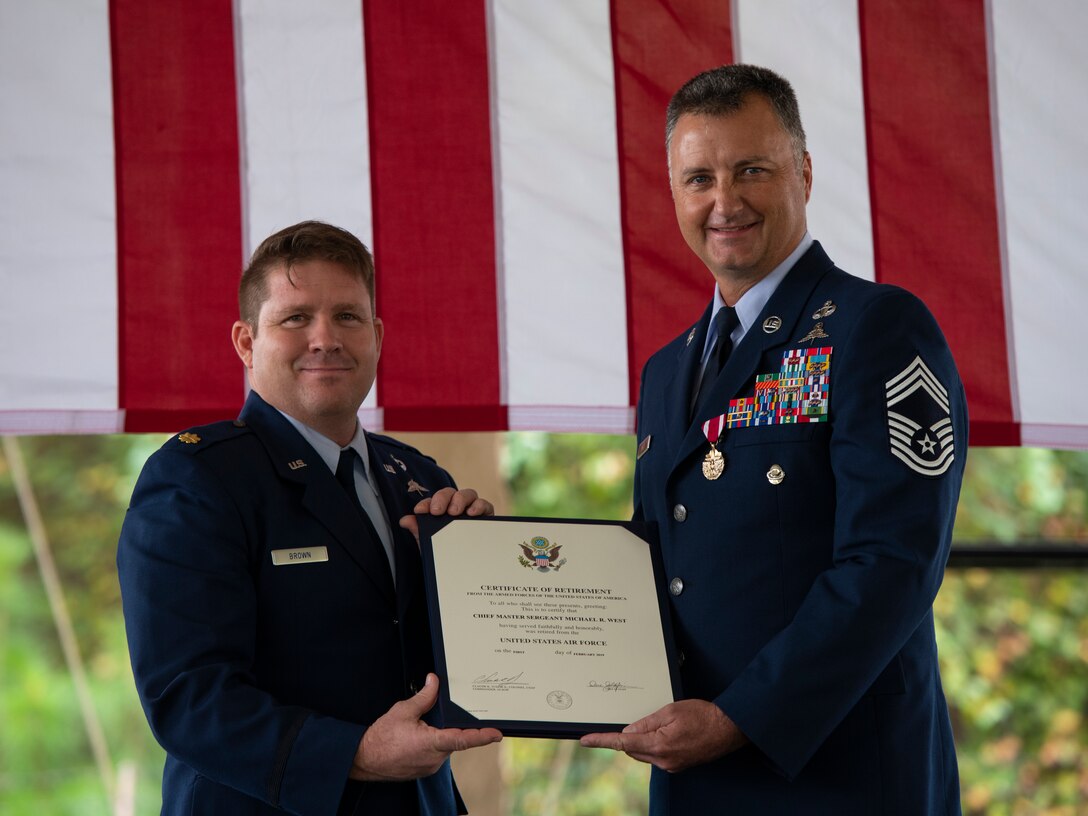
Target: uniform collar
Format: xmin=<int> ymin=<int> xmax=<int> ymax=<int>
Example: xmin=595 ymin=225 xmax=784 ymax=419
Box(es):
xmin=702 ymin=232 xmax=814 ymax=359
xmin=276 ymin=410 xmax=374 ymax=482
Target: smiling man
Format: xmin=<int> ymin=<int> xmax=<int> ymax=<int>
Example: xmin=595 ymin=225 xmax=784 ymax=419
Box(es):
xmin=118 ymin=221 xmax=501 ymax=815
xmin=581 ymin=65 xmax=967 ymax=814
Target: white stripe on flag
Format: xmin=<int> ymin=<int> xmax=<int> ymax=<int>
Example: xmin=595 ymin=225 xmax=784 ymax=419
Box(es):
xmin=0 ymin=0 xmax=117 ymax=410
xmin=490 ymin=0 xmax=629 ymax=410
xmin=236 ymin=0 xmax=378 ymax=409
xmin=734 ymin=0 xmax=874 ymax=281
xmin=992 ymin=0 xmax=1086 ymax=437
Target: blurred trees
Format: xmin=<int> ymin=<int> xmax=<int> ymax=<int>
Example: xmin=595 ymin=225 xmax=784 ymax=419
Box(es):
xmin=0 ymin=435 xmax=1086 ymax=814
xmin=0 ymin=435 xmax=165 ymax=815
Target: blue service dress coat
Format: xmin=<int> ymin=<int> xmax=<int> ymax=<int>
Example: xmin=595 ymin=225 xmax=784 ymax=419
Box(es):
xmin=635 ymin=242 xmax=966 ymax=814
xmin=117 ymin=391 xmax=464 ymax=815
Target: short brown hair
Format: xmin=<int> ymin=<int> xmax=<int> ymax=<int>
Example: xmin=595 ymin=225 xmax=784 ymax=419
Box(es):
xmin=666 ymin=64 xmax=807 ymax=167
xmin=239 ymin=221 xmax=376 ymax=329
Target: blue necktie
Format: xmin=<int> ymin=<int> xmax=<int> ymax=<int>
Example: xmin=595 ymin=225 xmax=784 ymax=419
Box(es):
xmin=335 ymin=447 xmax=395 ymax=584
xmin=693 ymin=305 xmax=739 ymax=419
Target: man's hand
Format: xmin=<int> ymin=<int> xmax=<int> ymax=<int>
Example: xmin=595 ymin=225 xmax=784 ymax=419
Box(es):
xmin=398 ymin=487 xmax=494 ymax=541
xmin=579 ymin=699 xmax=747 ymax=773
xmin=350 ymin=673 xmax=503 ymax=781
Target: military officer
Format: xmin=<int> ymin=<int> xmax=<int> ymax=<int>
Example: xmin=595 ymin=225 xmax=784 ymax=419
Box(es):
xmin=118 ymin=221 xmax=502 ymax=815
xmin=582 ymin=65 xmax=967 ymax=815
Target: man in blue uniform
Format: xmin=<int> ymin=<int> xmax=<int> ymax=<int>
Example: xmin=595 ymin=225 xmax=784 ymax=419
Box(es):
xmin=118 ymin=221 xmax=502 ymax=815
xmin=582 ymin=65 xmax=966 ymax=814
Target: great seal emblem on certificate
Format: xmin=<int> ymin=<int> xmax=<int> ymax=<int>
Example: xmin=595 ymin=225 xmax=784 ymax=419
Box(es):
xmin=418 ymin=516 xmax=682 ymax=738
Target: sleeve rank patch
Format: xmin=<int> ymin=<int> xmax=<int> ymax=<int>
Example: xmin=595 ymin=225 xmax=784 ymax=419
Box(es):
xmin=886 ymin=356 xmax=955 ymax=477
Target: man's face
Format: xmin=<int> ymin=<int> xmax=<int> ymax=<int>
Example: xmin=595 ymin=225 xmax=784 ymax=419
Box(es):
xmin=232 ymin=259 xmax=383 ymax=444
xmin=669 ymin=96 xmax=812 ymax=296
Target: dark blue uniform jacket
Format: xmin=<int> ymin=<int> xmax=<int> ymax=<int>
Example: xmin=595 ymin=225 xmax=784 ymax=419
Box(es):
xmin=118 ymin=391 xmax=464 ymax=815
xmin=636 ymin=242 xmax=966 ymax=815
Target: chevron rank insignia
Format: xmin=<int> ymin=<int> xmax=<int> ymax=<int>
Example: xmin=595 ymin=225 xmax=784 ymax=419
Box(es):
xmin=886 ymin=356 xmax=955 ymax=477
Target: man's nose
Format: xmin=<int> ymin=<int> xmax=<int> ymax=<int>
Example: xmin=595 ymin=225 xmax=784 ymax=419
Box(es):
xmin=712 ymin=182 xmax=743 ymax=215
xmin=308 ymin=316 xmax=343 ymax=352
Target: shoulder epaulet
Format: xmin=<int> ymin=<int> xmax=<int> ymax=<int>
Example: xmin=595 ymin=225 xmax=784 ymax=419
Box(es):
xmin=162 ymin=418 xmax=252 ymax=454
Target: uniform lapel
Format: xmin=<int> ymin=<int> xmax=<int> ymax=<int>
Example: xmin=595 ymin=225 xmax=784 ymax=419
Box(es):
xmin=671 ymin=243 xmax=837 ymax=476
xmin=240 ymin=393 xmax=396 ymax=607
xmin=365 ymin=439 xmax=424 ymax=620
xmin=661 ymin=302 xmax=714 ymax=453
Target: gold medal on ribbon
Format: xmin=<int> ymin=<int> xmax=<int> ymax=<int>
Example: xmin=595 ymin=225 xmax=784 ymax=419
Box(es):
xmin=701 ymin=414 xmax=727 ymax=480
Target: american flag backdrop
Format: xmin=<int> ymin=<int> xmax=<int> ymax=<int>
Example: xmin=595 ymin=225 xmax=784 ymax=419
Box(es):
xmin=1 ymin=0 xmax=1084 ymax=448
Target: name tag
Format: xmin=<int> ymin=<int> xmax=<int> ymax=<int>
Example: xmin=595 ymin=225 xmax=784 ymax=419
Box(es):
xmin=271 ymin=546 xmax=329 ymax=566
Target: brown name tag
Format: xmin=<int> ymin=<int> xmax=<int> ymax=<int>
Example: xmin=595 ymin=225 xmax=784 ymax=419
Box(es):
xmin=270 ymin=546 xmax=329 ymax=566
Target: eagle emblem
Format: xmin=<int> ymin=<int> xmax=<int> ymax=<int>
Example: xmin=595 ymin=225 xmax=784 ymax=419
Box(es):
xmin=518 ymin=536 xmax=566 ymax=572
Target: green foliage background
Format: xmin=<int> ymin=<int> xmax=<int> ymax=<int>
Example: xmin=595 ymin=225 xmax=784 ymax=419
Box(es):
xmin=0 ymin=435 xmax=1086 ymax=814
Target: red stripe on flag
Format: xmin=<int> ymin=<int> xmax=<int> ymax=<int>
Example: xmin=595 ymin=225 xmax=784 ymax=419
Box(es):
xmin=363 ymin=2 xmax=502 ymax=431
xmin=111 ymin=0 xmax=244 ymax=432
xmin=611 ymin=1 xmax=734 ymax=407
xmin=859 ymin=0 xmax=1017 ymax=440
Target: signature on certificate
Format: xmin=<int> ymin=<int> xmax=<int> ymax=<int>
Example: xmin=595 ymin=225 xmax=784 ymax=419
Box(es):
xmin=588 ymin=680 xmax=644 ymax=693
xmin=472 ymin=671 xmax=531 ymax=688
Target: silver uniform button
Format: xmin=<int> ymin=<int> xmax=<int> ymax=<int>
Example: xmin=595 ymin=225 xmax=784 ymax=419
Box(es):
xmin=669 ymin=576 xmax=684 ymax=596
xmin=767 ymin=464 xmax=785 ymax=485
xmin=673 ymin=504 xmax=687 ymax=522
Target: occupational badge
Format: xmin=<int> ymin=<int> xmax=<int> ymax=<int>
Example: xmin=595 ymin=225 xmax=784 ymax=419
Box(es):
xmin=812 ymin=300 xmax=837 ymax=320
xmin=798 ymin=322 xmax=829 ymax=343
xmin=701 ymin=414 xmax=726 ymax=480
xmin=885 ymin=356 xmax=955 ymax=477
xmin=518 ymin=536 xmax=566 ymax=572
xmin=407 ymin=479 xmax=430 ymax=495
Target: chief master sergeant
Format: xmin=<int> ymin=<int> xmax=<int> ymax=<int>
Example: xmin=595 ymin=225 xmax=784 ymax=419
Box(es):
xmin=582 ymin=65 xmax=967 ymax=814
xmin=118 ymin=220 xmax=502 ymax=815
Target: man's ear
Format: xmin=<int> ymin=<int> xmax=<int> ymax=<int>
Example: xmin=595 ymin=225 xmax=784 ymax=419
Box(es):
xmin=232 ymin=321 xmax=255 ymax=369
xmin=802 ymin=152 xmax=813 ymax=203
xmin=373 ymin=317 xmax=384 ymax=361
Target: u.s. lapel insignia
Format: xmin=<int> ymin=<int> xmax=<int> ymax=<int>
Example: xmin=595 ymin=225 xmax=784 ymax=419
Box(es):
xmin=886 ymin=355 xmax=955 ymax=477
xmin=636 ymin=435 xmax=652 ymax=460
xmin=407 ymin=479 xmax=430 ymax=495
xmin=391 ymin=455 xmax=407 ymax=472
xmin=177 ymin=432 xmax=201 ymax=444
xmin=686 ymin=326 xmax=697 ymax=346
xmin=762 ymin=316 xmax=782 ymax=334
xmin=383 ymin=463 xmax=396 ymax=474
xmin=287 ymin=459 xmax=307 ymax=470
xmin=812 ymin=300 xmax=837 ymax=320
xmin=798 ymin=322 xmax=829 ymax=343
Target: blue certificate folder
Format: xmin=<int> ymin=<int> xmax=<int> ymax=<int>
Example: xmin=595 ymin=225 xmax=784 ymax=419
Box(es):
xmin=417 ymin=515 xmax=682 ymax=739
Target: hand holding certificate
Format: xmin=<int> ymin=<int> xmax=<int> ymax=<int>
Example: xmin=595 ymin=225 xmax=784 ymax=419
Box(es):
xmin=418 ymin=516 xmax=682 ymax=738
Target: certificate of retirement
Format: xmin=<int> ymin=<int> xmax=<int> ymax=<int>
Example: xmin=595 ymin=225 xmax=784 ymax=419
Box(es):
xmin=418 ymin=516 xmax=681 ymax=738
